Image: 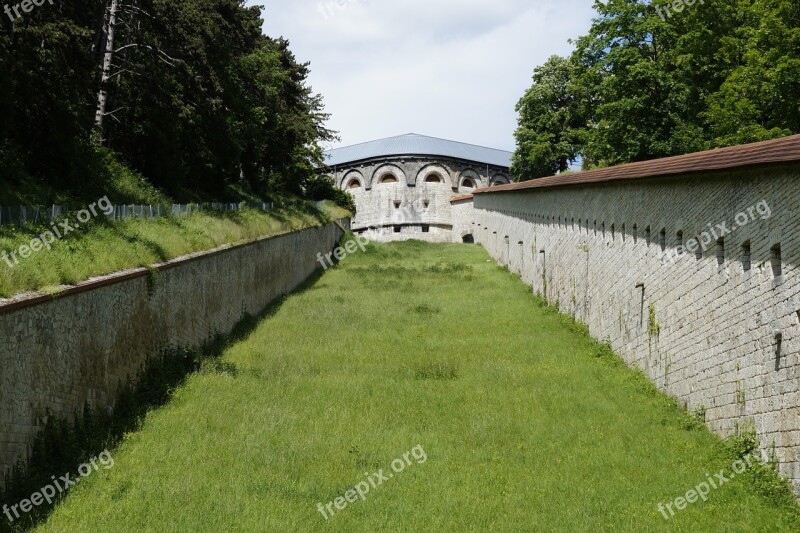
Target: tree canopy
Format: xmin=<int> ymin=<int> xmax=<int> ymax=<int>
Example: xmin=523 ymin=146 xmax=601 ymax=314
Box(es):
xmin=0 ymin=0 xmax=336 ymax=203
xmin=512 ymin=0 xmax=800 ymax=179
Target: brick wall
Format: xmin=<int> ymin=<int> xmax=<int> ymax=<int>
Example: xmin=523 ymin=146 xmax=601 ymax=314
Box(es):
xmin=0 ymin=221 xmax=347 ymax=487
xmin=454 ymin=166 xmax=800 ymax=495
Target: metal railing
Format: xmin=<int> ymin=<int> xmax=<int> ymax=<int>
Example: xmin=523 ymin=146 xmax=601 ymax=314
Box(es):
xmin=0 ymin=202 xmax=274 ymax=227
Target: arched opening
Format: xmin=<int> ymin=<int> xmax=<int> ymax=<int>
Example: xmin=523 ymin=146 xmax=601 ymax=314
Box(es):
xmin=379 ymin=174 xmax=398 ymax=184
xmin=347 ymin=179 xmax=362 ymax=190
xmin=425 ymin=173 xmax=444 ymax=184
xmin=461 ymin=178 xmax=476 ymax=189
xmin=490 ymin=175 xmax=510 ymax=187
xmin=462 ymin=234 xmax=475 ymax=244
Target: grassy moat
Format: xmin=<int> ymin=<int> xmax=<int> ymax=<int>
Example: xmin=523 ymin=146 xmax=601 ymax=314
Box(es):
xmin=31 ymin=240 xmax=800 ymax=532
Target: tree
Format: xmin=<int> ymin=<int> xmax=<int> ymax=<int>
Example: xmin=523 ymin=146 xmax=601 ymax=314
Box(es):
xmin=571 ymin=0 xmax=707 ymax=167
xmin=511 ymin=56 xmax=585 ymax=179
xmin=0 ymin=0 xmax=336 ymax=204
xmin=701 ymin=0 xmax=800 ymax=146
xmin=512 ymin=0 xmax=800 ymax=172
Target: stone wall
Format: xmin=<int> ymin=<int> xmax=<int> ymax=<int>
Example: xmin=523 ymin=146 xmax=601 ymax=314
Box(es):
xmin=454 ymin=165 xmax=800 ymax=495
xmin=332 ymin=156 xmax=510 ymax=242
xmin=0 ymin=221 xmax=348 ymax=486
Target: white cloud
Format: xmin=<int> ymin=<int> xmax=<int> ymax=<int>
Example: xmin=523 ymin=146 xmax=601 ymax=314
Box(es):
xmin=247 ymin=0 xmax=595 ymax=151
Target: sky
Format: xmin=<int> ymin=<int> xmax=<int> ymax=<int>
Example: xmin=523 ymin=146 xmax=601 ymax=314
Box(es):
xmin=246 ymin=0 xmax=596 ymax=152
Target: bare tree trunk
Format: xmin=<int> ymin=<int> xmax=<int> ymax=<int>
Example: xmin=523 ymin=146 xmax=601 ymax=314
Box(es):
xmin=94 ymin=0 xmax=119 ymax=139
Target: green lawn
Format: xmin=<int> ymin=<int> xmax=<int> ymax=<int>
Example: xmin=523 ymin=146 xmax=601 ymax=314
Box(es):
xmin=0 ymin=201 xmax=350 ymax=298
xmin=33 ymin=240 xmax=799 ymax=532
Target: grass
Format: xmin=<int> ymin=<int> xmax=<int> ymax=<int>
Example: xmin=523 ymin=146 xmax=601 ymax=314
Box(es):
xmin=0 ymin=201 xmax=350 ymax=298
xmin=27 ymin=240 xmax=800 ymax=531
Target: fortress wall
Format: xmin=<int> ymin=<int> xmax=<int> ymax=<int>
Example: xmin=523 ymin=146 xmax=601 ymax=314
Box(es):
xmin=0 ymin=221 xmax=348 ymax=486
xmin=454 ymin=166 xmax=800 ymax=494
xmin=332 ymin=157 xmax=510 ymax=242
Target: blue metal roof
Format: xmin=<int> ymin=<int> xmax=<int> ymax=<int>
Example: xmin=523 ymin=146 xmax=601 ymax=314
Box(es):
xmin=324 ymin=134 xmax=513 ymax=168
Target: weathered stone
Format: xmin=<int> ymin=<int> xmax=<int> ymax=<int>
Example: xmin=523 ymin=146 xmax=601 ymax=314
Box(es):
xmin=0 ymin=221 xmax=348 ymax=487
xmin=453 ymin=167 xmax=800 ymax=496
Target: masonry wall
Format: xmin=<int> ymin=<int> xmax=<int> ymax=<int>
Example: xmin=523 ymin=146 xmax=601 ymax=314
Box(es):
xmin=332 ymin=156 xmax=510 ymax=242
xmin=455 ymin=166 xmax=800 ymax=495
xmin=0 ymin=221 xmax=348 ymax=486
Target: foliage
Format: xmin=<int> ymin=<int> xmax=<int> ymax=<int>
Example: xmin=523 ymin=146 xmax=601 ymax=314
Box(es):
xmin=304 ymin=174 xmax=356 ymax=213
xmin=0 ymin=1 xmax=335 ymax=204
xmin=0 ymin=203 xmax=342 ymax=297
xmin=513 ymin=0 xmax=800 ymax=177
xmin=512 ymin=55 xmax=587 ymax=179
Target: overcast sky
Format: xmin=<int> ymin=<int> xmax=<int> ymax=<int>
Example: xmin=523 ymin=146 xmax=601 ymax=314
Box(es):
xmin=246 ymin=0 xmax=596 ymax=152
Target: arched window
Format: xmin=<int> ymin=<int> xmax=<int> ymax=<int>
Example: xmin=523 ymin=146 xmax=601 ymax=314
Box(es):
xmin=461 ymin=178 xmax=476 ymax=189
xmin=425 ymin=173 xmax=443 ymax=184
xmin=347 ymin=179 xmax=362 ymax=190
xmin=490 ymin=175 xmax=510 ymax=187
xmin=379 ymin=174 xmax=398 ymax=184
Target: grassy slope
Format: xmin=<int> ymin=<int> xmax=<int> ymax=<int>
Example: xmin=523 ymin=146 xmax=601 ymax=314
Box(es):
xmin=35 ymin=241 xmax=799 ymax=532
xmin=0 ymin=202 xmax=350 ymax=298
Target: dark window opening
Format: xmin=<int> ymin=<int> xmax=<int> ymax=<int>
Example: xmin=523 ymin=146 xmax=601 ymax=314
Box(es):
xmin=741 ymin=241 xmax=751 ymax=271
xmin=771 ymin=244 xmax=782 ymax=277
xmin=462 ymin=234 xmax=475 ymax=244
xmin=394 ymin=226 xmax=401 ymax=234
xmin=422 ymin=225 xmax=430 ymax=233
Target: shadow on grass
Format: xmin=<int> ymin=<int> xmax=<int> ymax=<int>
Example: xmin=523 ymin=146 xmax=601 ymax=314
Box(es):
xmin=0 ymin=267 xmax=328 ymax=532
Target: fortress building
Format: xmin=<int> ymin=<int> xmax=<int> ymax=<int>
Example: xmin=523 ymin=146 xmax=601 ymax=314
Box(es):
xmin=325 ymin=134 xmax=512 ymax=242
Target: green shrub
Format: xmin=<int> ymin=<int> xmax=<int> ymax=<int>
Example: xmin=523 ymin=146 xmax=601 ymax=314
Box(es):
xmin=304 ymin=175 xmax=356 ymax=213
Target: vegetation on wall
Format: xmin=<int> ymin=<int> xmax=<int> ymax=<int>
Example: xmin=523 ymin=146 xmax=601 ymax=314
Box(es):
xmin=512 ymin=0 xmax=800 ymax=178
xmin=0 ymin=201 xmax=348 ymax=298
